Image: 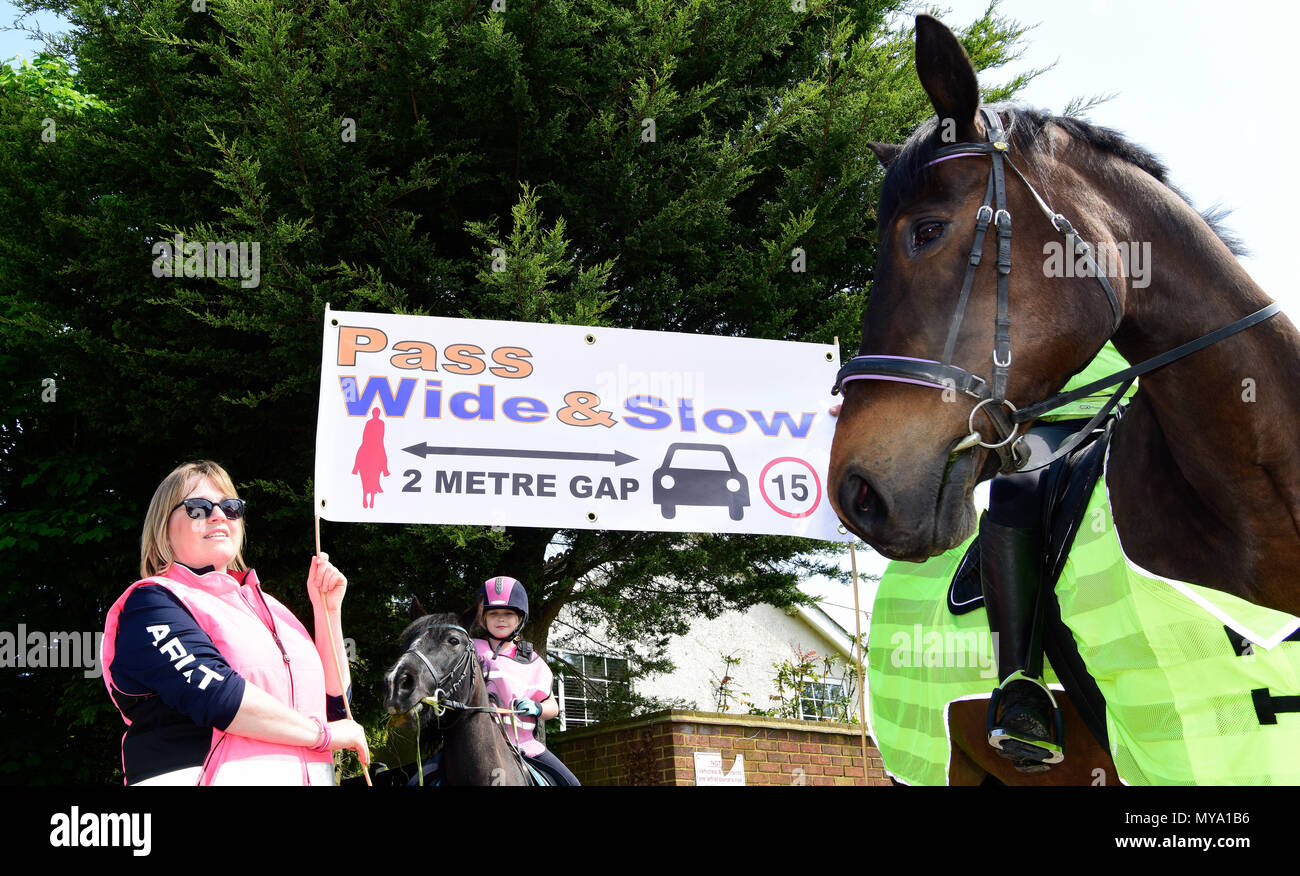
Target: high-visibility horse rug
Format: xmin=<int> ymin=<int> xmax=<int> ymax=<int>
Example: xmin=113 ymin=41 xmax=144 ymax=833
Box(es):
xmin=868 ymin=452 xmax=1300 ymax=785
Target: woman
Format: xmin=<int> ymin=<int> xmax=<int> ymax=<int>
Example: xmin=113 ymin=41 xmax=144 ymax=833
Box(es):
xmin=469 ymin=575 xmax=581 ymax=785
xmin=101 ymin=460 xmax=369 ymax=785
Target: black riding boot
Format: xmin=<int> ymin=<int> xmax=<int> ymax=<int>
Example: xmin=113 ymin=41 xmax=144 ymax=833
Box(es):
xmin=979 ymin=516 xmax=1064 ymax=771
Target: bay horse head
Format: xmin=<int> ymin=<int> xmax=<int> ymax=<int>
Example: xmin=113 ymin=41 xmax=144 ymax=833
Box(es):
xmin=830 ymin=16 xmax=1144 ymax=560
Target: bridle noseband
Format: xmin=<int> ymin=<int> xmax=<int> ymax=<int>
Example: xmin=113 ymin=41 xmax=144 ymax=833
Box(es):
xmin=834 ymin=107 xmax=1280 ymax=473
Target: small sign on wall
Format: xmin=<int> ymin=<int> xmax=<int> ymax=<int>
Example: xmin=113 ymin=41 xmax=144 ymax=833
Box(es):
xmin=693 ymin=751 xmax=745 ymax=786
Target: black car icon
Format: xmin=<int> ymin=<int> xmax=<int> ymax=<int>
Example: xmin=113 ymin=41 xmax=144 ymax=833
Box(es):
xmin=652 ymin=443 xmax=750 ymax=521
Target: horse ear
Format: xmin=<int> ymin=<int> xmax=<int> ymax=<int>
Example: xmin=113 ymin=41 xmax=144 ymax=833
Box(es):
xmin=868 ymin=142 xmax=903 ymax=168
xmin=914 ymin=15 xmax=982 ymax=141
xmin=409 ymin=595 xmax=428 ymax=620
xmin=458 ymin=606 xmax=478 ymax=630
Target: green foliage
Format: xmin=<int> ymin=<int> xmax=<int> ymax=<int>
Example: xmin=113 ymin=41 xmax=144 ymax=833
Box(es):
xmin=710 ymin=651 xmax=752 ymax=713
xmin=765 ymin=643 xmax=857 ymax=722
xmin=0 ymin=53 xmax=111 ymax=113
xmin=0 ymin=0 xmax=1035 ymax=782
xmin=466 ymin=183 xmax=617 ymax=325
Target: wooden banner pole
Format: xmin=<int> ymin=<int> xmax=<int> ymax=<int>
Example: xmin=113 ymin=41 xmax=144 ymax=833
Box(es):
xmin=849 ymin=542 xmax=872 ymax=782
xmin=316 ymin=514 xmax=372 ymax=786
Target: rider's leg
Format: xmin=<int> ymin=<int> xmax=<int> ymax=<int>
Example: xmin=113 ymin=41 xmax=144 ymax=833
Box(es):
xmin=526 ymin=749 xmax=582 ymax=786
xmin=981 ymin=472 xmax=1059 ymax=769
xmin=980 ymin=421 xmax=1084 ymax=769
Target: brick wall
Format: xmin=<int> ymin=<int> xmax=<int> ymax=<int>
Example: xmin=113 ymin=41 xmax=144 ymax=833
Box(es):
xmin=548 ymin=709 xmax=891 ymax=786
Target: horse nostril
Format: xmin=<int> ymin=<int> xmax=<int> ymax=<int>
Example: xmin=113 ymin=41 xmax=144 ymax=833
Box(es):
xmin=836 ymin=469 xmax=888 ymax=539
xmin=856 ymin=478 xmax=871 ymax=512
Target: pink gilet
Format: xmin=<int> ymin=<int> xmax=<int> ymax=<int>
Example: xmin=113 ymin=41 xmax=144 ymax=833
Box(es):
xmin=102 ymin=564 xmax=334 ymax=785
xmin=473 ymin=638 xmax=552 ymax=757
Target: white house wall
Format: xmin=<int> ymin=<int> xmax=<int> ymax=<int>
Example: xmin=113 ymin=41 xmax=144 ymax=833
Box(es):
xmin=551 ymin=602 xmax=854 ymax=715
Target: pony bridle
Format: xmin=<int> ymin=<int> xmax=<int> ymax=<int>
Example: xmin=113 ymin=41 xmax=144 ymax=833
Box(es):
xmin=833 ymin=107 xmax=1280 ymax=473
xmin=404 ymin=623 xmax=477 ymax=719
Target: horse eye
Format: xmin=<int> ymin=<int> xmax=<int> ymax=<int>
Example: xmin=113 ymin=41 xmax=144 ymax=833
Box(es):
xmin=448 ymin=636 xmax=460 ymax=645
xmin=912 ymin=221 xmax=944 ymax=248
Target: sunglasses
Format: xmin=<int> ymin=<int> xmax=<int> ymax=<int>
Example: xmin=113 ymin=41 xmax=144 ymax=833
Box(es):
xmin=173 ymin=498 xmax=246 ymax=520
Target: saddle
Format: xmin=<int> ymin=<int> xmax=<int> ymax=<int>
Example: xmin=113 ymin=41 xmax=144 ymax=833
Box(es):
xmin=521 ymin=755 xmax=560 ymax=786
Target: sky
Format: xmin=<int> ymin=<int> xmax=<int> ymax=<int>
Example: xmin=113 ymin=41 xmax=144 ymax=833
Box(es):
xmin=0 ymin=3 xmax=58 ymax=62
xmin=4 ymin=0 xmax=1293 ymax=629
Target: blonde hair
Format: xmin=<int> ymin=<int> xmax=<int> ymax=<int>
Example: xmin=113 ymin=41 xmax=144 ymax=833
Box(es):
xmin=140 ymin=461 xmax=247 ymax=578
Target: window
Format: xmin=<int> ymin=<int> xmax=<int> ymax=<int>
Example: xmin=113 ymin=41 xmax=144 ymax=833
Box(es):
xmin=799 ymin=677 xmax=853 ymax=722
xmin=554 ymin=651 xmax=632 ymax=730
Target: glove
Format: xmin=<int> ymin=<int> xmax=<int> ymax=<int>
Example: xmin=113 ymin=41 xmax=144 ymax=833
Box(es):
xmin=512 ymin=697 xmax=543 ymax=717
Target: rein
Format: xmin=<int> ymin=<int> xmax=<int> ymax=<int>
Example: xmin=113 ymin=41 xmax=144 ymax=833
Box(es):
xmin=833 ymin=107 xmax=1282 ymax=472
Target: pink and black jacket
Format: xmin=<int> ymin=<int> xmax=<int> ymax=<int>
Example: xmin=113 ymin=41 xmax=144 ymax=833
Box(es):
xmin=102 ymin=563 xmax=341 ymax=785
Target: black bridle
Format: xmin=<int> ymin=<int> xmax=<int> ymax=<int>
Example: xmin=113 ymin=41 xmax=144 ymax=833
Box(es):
xmin=403 ymin=621 xmax=532 ymax=731
xmin=403 ymin=623 xmax=482 ymax=725
xmin=833 ymin=107 xmax=1280 ymax=473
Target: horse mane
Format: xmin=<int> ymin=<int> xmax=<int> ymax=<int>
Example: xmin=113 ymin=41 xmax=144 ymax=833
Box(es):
xmin=877 ymin=103 xmax=1246 ymax=256
xmin=400 ymin=609 xmax=537 ymax=656
xmin=398 ymin=611 xmax=460 ymax=646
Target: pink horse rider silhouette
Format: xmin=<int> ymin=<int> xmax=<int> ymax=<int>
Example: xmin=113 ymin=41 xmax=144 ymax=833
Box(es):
xmin=353 ymin=408 xmax=390 ymax=508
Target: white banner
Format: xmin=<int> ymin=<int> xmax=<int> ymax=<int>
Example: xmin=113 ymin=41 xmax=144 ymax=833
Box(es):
xmin=314 ymin=307 xmax=849 ymax=541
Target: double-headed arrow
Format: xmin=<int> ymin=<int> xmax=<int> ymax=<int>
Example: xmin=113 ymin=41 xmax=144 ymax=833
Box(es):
xmin=403 ymin=443 xmax=638 ymax=467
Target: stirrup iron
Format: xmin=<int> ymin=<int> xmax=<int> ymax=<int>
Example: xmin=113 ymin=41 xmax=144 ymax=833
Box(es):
xmin=986 ymin=671 xmax=1065 ymax=767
